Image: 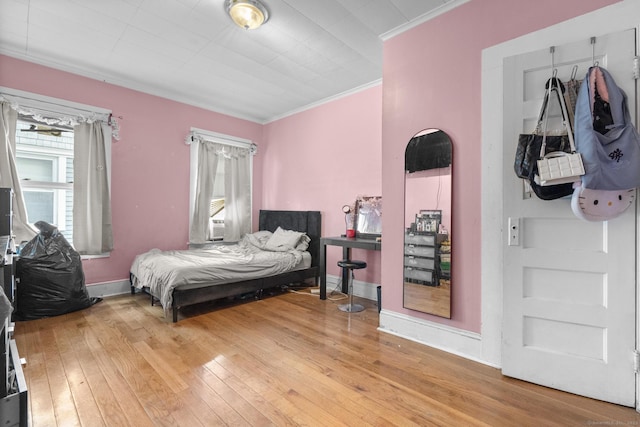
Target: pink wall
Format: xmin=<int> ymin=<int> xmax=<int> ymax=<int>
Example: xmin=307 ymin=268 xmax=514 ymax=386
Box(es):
xmin=405 ymin=168 xmax=452 ymax=234
xmin=381 ymin=0 xmax=618 ymax=332
xmin=0 ymin=55 xmax=264 ymax=285
xmin=263 ymin=87 xmax=383 ymax=284
xmin=0 ymin=0 xmax=617 ymax=333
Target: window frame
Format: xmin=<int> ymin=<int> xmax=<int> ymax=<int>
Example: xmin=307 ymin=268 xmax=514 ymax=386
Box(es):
xmin=188 ymin=128 xmax=254 ymax=243
xmin=2 ymin=86 xmax=113 ymax=256
xmin=15 ymin=122 xmax=74 ymax=234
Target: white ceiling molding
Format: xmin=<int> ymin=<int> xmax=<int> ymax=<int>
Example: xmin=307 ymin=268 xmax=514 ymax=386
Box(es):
xmin=0 ymin=1 xmax=466 ymax=123
xmin=380 ymin=0 xmax=471 ymax=41
xmin=264 ymin=79 xmax=382 ymax=124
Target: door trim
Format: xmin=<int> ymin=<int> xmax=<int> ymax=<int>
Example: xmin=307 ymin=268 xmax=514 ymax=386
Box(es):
xmin=480 ymin=1 xmax=640 ymax=406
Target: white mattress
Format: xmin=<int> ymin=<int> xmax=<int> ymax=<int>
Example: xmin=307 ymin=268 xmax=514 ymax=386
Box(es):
xmin=131 ymin=233 xmax=311 ymax=309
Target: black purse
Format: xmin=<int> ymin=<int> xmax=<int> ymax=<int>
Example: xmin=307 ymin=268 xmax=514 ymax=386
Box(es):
xmin=515 ymin=133 xmax=570 ymax=179
xmin=513 ymin=77 xmax=575 ymax=200
xmin=528 ymin=167 xmax=575 ymax=200
xmin=514 ymin=78 xmax=570 ymax=179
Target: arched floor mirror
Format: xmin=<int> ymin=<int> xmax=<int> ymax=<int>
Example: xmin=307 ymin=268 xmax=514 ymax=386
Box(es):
xmin=403 ymin=129 xmax=452 ymax=318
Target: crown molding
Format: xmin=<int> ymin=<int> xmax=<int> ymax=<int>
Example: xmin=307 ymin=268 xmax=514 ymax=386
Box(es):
xmin=264 ymin=79 xmax=382 ymax=124
xmin=380 ymin=0 xmax=470 ymax=41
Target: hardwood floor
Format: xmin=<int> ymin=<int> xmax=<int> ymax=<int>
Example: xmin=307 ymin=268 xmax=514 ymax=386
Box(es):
xmin=13 ymin=288 xmax=640 ymax=426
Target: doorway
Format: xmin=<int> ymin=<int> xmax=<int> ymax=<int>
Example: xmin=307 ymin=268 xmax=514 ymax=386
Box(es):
xmin=501 ymin=30 xmax=636 ymax=407
xmin=480 ymin=3 xmax=640 ymax=409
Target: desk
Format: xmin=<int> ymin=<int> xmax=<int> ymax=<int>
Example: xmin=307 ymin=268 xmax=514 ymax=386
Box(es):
xmin=319 ymin=236 xmax=381 ymax=300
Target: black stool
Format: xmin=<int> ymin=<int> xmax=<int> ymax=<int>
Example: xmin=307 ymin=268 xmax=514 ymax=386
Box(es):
xmin=337 ymin=259 xmax=367 ymax=312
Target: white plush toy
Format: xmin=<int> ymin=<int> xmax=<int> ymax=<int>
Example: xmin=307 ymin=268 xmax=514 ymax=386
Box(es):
xmin=571 ymin=182 xmax=635 ymax=222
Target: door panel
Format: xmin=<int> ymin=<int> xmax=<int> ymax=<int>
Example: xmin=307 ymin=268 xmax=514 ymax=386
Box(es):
xmin=502 ymin=29 xmax=637 ymax=406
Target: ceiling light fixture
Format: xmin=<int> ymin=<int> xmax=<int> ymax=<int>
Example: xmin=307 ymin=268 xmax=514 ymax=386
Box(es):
xmin=224 ymin=0 xmax=269 ymax=30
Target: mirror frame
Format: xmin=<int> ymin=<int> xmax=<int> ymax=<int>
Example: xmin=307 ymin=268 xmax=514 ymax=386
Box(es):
xmin=403 ymin=129 xmax=452 ymax=318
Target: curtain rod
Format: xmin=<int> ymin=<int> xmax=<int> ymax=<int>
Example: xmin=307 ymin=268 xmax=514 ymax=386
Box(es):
xmin=1 ymin=92 xmax=108 ymax=117
xmin=0 ymin=86 xmax=112 ymax=113
xmin=0 ymin=87 xmax=122 ymax=141
xmin=186 ymin=128 xmax=257 ymax=154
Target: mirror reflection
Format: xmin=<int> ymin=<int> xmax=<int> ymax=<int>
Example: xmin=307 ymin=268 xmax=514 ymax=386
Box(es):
xmin=403 ymin=129 xmax=452 ymax=318
xmin=355 ymin=195 xmax=382 ymax=238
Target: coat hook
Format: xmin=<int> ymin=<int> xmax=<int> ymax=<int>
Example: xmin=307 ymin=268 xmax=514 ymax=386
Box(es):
xmin=550 ymin=46 xmax=555 ymax=70
xmin=591 ymin=36 xmax=597 ymax=66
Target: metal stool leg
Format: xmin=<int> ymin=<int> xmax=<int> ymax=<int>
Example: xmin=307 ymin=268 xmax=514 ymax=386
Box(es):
xmin=339 ymin=269 xmax=365 ymax=312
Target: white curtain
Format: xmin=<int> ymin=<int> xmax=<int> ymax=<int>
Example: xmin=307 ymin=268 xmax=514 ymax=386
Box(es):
xmin=189 ymin=141 xmax=221 ymax=244
xmin=224 ymin=145 xmax=251 ymax=241
xmin=73 ymin=121 xmax=113 ymax=254
xmin=0 ymin=102 xmax=36 ymax=242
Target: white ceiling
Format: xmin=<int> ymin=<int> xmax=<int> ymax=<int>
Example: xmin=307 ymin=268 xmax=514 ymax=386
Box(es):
xmin=0 ymin=0 xmax=464 ymax=123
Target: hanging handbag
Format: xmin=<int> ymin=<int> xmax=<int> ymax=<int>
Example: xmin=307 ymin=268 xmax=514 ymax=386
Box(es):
xmin=574 ymin=66 xmax=640 ymax=190
xmin=516 ymin=76 xmax=576 ymax=200
xmin=571 ymin=181 xmax=635 ymax=222
xmin=514 ymin=78 xmax=571 ymax=180
xmin=535 ymin=76 xmax=584 ymax=186
xmin=528 ymin=174 xmax=575 ymax=200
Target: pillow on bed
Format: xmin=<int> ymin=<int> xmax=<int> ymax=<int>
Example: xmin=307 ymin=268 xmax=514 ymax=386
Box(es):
xmin=264 ymin=227 xmax=307 ymax=251
xmin=243 ymin=230 xmax=273 ymax=249
xmin=296 ymin=234 xmax=311 ymax=251
xmin=251 ymin=230 xmax=273 ymax=244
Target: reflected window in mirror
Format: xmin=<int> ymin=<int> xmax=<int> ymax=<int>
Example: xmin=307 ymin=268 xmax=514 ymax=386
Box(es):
xmin=403 ymin=129 xmax=452 ymax=318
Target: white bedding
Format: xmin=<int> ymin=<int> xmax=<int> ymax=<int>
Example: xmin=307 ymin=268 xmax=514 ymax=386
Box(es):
xmin=130 ymin=231 xmax=311 ymax=309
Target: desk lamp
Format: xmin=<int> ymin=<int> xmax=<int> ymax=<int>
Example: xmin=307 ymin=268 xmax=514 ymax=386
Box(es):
xmin=342 ymin=205 xmax=355 ymax=238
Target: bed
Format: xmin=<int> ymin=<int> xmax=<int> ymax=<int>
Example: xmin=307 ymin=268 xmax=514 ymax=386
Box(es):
xmin=130 ymin=210 xmax=321 ymax=322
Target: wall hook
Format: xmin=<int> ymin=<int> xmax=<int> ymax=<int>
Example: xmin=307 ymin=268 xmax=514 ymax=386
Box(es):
xmin=570 ymin=64 xmax=578 ymax=80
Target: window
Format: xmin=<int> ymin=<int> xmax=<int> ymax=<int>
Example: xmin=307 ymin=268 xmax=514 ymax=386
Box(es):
xmin=1 ymin=87 xmax=114 ymax=254
xmin=15 ymin=119 xmax=74 ymax=243
xmin=210 ymin=154 xmax=226 ymax=241
xmin=209 ymin=196 xmax=225 ymax=241
xmin=188 ymin=128 xmax=254 ymax=243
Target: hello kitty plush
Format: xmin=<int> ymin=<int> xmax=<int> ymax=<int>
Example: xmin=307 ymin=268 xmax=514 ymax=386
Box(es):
xmin=571 ymin=182 xmax=635 ymax=222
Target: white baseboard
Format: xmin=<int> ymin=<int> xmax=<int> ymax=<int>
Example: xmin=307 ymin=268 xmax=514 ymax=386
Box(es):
xmin=325 ymin=274 xmax=380 ymax=302
xmin=378 ymin=309 xmax=496 ymax=368
xmin=86 ymin=279 xmax=131 ymax=298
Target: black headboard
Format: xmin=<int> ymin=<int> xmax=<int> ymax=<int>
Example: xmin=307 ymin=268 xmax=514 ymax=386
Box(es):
xmin=258 ymin=210 xmax=321 ymax=267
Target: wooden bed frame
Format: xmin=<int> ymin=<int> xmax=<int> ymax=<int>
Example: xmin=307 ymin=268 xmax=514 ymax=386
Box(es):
xmin=131 ymin=210 xmax=321 ymax=322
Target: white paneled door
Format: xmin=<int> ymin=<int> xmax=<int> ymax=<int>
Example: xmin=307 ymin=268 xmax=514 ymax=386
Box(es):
xmin=502 ymin=29 xmax=637 ymax=406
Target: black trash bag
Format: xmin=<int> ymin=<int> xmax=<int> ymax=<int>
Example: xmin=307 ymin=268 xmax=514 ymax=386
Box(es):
xmin=15 ymin=221 xmax=101 ymax=320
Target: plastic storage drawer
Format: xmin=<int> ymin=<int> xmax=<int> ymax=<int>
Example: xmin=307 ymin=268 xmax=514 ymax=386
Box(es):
xmin=404 ymin=256 xmax=435 ymax=270
xmin=404 ymin=232 xmax=436 ymax=246
xmin=404 ymin=267 xmax=435 ymax=285
xmin=404 ymin=245 xmax=436 ymax=258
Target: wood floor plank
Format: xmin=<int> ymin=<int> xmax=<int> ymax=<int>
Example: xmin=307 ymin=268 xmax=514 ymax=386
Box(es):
xmin=212 ymin=311 xmax=424 ymax=426
xmin=231 ymin=302 xmax=479 ymax=425
xmin=202 ymin=307 xmax=478 ymax=423
xmin=12 ymin=291 xmax=640 ymax=426
xmin=24 ymin=352 xmax=57 ymax=427
xmin=82 ymin=304 xmax=182 ymax=426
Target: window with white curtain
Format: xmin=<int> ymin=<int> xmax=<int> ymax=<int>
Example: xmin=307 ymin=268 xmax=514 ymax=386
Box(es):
xmin=188 ymin=128 xmax=255 ymax=244
xmin=0 ymin=87 xmax=115 ymax=254
xmin=15 ymin=119 xmax=75 ymax=243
